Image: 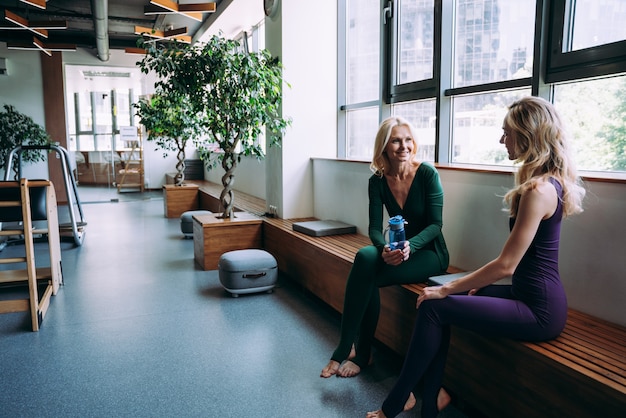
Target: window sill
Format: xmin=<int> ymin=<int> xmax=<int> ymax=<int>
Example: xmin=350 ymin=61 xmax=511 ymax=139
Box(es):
xmin=324 ymin=158 xmax=626 ymax=185
xmin=435 ymin=163 xmax=626 ymax=184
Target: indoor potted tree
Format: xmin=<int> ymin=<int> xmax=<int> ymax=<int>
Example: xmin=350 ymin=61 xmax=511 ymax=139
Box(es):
xmin=134 ymin=48 xmax=208 ymax=218
xmin=0 ymin=104 xmax=53 ymax=179
xmin=134 ymin=91 xmax=201 ymax=187
xmin=136 ymin=35 xmax=290 ymax=220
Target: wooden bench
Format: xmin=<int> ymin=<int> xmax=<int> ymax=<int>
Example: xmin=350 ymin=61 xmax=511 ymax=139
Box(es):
xmin=262 ymin=216 xmax=626 ymax=417
xmin=186 ymin=181 xmax=626 ymax=416
xmin=162 ymin=176 xmax=266 ymax=217
xmin=443 ymin=309 xmax=626 ymax=417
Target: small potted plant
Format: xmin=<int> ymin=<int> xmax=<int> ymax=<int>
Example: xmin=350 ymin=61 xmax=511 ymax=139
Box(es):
xmin=0 ymin=104 xmax=53 ymax=179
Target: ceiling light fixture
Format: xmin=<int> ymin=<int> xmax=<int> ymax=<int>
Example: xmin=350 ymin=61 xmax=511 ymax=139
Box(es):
xmin=82 ymin=71 xmax=131 ymax=78
xmin=7 ymin=37 xmax=76 ymax=54
xmin=145 ymin=0 xmax=216 ymax=22
xmin=134 ymin=25 xmax=191 ymax=43
xmin=19 ymin=0 xmax=47 ymax=10
xmin=32 ymin=37 xmax=52 ymax=56
xmin=4 ymin=10 xmax=49 ymax=38
xmin=0 ymin=19 xmax=67 ymax=31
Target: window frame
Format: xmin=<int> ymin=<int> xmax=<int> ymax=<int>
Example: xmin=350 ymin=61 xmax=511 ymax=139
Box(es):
xmin=337 ymin=0 xmax=626 ymax=176
xmin=547 ymin=0 xmax=626 ymax=83
xmin=385 ymin=0 xmax=439 ymax=104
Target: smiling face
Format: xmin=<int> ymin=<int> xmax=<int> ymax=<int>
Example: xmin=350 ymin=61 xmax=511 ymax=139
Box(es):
xmin=385 ymin=125 xmax=414 ymax=163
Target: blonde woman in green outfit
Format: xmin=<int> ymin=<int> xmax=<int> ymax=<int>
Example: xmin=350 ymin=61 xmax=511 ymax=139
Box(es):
xmin=321 ymin=116 xmax=449 ymax=378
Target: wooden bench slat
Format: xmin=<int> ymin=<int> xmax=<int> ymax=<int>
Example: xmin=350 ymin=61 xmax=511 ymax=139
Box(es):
xmin=560 ymin=319 xmax=626 ymax=365
xmin=528 ymin=342 xmax=626 ymax=394
xmin=567 ymin=308 xmax=626 ymax=332
xmin=561 ymin=321 xmax=626 ymax=350
xmin=558 ymin=327 xmax=626 ymax=366
xmin=548 ymin=334 xmax=626 ymax=375
xmin=538 ymin=339 xmax=626 ymax=383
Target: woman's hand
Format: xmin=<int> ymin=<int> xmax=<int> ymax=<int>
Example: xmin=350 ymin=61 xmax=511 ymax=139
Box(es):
xmin=416 ymin=285 xmax=448 ymax=309
xmin=382 ymin=241 xmax=409 ymax=266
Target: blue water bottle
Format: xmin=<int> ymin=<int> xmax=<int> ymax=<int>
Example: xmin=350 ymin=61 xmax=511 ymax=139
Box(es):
xmin=385 ymin=215 xmax=406 ymax=250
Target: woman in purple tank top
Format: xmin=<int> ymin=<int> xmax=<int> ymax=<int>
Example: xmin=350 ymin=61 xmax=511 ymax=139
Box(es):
xmin=367 ymin=97 xmax=586 ymax=418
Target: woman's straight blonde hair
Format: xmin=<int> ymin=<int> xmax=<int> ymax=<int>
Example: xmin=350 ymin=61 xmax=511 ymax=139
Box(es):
xmin=503 ymin=96 xmax=585 ymax=218
xmin=370 ymin=116 xmax=420 ymax=177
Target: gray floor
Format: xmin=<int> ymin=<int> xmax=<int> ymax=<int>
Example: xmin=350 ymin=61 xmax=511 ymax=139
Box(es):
xmin=0 ymin=188 xmax=469 ymax=418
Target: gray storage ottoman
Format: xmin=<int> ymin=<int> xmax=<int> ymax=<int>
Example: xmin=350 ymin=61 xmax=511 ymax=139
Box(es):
xmin=180 ymin=210 xmax=212 ymax=238
xmin=218 ymin=249 xmax=277 ymax=297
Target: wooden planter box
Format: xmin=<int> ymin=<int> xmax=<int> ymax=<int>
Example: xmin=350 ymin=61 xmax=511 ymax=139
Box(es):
xmin=193 ymin=211 xmax=263 ymax=270
xmin=162 ymin=183 xmax=199 ymax=218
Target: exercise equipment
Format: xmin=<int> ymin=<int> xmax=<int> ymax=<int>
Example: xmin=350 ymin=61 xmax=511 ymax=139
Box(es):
xmin=4 ymin=144 xmax=86 ymax=246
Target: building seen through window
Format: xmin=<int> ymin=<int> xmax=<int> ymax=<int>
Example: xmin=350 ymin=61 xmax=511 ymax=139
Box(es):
xmin=341 ymin=0 xmax=626 ymax=174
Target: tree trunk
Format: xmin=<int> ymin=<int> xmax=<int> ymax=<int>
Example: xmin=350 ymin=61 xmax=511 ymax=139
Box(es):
xmin=219 ymin=151 xmax=238 ymax=219
xmin=174 ymin=141 xmax=186 ymax=186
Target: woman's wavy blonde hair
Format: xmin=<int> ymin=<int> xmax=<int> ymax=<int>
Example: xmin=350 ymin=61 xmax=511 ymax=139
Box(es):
xmin=503 ymin=96 xmax=585 ymax=218
xmin=369 ymin=116 xmax=420 ymax=177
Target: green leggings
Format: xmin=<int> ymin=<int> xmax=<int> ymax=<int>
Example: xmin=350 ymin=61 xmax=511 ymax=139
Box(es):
xmin=331 ymin=245 xmax=444 ymax=367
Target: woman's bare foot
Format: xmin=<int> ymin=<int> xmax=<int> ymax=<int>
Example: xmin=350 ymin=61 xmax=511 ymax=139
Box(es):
xmin=437 ymin=387 xmax=452 ymax=411
xmin=366 ymin=392 xmax=412 ymax=417
xmin=348 ymin=344 xmax=357 ymax=360
xmin=338 ymin=360 xmax=361 ymax=377
xmin=403 ymin=392 xmax=416 ymax=411
xmin=366 ymin=390 xmax=440 ymax=418
xmin=320 ymin=360 xmax=340 ymax=378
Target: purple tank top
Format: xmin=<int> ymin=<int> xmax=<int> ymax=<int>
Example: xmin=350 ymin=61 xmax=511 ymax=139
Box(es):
xmin=510 ymin=178 xmax=567 ymax=328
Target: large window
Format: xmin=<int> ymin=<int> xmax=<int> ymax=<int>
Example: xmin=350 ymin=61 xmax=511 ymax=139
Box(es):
xmin=567 ymin=0 xmax=626 ymax=51
xmin=396 ymin=0 xmax=435 ymax=85
xmin=554 ymin=75 xmax=626 ymax=172
xmin=453 ymin=0 xmax=535 ymax=88
xmin=341 ymin=0 xmax=381 ymax=159
xmin=451 ymin=89 xmax=530 ymax=165
xmin=449 ymin=0 xmax=535 ymax=165
xmin=339 ymin=0 xmax=626 ymax=175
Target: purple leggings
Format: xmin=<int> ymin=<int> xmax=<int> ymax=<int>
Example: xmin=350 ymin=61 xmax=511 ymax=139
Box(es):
xmin=381 ymin=284 xmax=567 ymax=418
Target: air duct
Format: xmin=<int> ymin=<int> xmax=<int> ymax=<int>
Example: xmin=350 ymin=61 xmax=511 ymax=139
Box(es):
xmin=91 ymin=0 xmax=109 ymax=62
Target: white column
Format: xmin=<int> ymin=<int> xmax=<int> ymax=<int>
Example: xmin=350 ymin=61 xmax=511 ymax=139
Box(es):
xmin=264 ymin=0 xmax=338 ymax=219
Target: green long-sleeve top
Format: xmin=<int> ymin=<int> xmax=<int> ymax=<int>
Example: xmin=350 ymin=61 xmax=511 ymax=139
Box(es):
xmin=368 ymin=162 xmax=449 ymax=271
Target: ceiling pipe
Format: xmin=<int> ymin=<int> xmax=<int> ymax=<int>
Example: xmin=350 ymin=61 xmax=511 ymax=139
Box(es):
xmin=91 ymin=0 xmax=109 ymax=62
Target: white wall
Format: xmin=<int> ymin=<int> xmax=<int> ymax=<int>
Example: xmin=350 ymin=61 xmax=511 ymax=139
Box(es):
xmin=0 ymin=45 xmax=44 ymax=121
xmin=311 ymin=158 xmax=626 ymax=327
xmin=0 ymin=44 xmax=49 ymax=180
xmin=264 ymin=0 xmax=338 ymax=218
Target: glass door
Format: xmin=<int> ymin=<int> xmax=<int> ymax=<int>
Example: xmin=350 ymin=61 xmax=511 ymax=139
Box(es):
xmin=65 ymin=65 xmax=142 ymax=202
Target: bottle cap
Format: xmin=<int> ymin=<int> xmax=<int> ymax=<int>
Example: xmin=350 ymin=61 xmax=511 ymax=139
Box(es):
xmin=388 ymin=215 xmax=405 ymax=230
